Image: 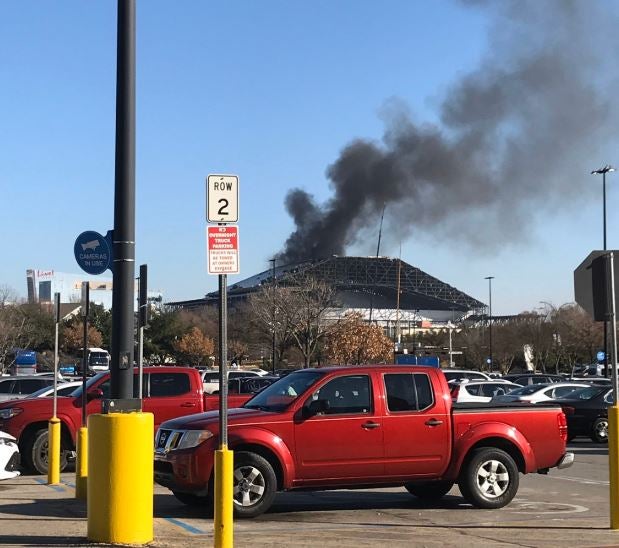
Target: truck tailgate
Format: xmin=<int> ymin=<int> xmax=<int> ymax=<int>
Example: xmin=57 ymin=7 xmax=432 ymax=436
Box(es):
xmin=452 ymin=402 xmax=567 ymax=471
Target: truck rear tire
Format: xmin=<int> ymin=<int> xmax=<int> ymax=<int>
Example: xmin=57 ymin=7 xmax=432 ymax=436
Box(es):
xmin=458 ymin=447 xmax=519 ymax=509
xmin=23 ymin=428 xmax=68 ymax=475
xmin=404 ymin=481 xmax=454 ymax=500
xmin=233 ymin=451 xmax=277 ymax=518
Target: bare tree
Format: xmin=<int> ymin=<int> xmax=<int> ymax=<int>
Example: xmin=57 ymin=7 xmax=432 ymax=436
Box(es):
xmin=284 ymin=275 xmax=336 ymax=368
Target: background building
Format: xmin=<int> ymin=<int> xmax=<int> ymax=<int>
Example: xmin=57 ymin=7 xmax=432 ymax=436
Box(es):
xmin=26 ymin=269 xmax=162 ymax=311
xmin=169 ymin=256 xmax=486 ymax=336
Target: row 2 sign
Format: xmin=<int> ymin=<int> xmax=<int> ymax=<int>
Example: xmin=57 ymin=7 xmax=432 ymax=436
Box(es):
xmin=207 ymin=226 xmax=239 ymax=274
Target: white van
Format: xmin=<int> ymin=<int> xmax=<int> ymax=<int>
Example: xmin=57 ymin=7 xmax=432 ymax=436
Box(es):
xmin=88 ymin=348 xmax=110 ymax=372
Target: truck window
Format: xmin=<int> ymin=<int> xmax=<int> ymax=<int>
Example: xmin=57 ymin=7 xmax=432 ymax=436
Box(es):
xmin=310 ymin=375 xmax=371 ymax=415
xmin=384 ymin=373 xmax=434 ymax=412
xmin=149 ymin=373 xmax=190 ymax=397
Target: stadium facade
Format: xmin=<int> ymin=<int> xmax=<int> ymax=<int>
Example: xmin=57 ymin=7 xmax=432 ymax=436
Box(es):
xmin=168 ymin=256 xmax=486 ymax=336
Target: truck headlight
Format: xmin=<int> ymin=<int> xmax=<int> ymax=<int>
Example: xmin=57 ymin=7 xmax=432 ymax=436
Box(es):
xmin=0 ymin=408 xmax=22 ymax=420
xmin=176 ymin=430 xmax=214 ymax=450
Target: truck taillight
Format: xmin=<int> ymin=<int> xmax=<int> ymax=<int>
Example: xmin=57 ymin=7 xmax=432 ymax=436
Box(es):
xmin=558 ymin=411 xmax=568 ymax=441
xmin=451 ymin=386 xmax=459 ymax=400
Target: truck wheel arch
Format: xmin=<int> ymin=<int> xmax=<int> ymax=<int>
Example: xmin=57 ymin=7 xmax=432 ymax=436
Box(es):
xmin=20 ymin=420 xmax=74 ymax=452
xmin=463 ymin=438 xmax=526 ymax=474
xmin=448 ymin=426 xmax=534 ymax=479
xmin=229 ymin=442 xmax=289 ymax=491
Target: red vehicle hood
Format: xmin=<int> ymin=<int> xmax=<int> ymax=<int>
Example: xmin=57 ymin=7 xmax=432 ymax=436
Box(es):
xmin=159 ymin=407 xmax=276 ymax=430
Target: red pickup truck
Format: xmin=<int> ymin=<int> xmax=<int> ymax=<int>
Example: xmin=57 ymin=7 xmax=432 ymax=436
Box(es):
xmin=154 ymin=365 xmax=574 ymax=518
xmin=0 ymin=366 xmax=259 ymax=474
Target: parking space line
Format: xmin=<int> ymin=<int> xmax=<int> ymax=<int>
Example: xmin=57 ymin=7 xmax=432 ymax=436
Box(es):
xmin=549 ymin=475 xmax=609 ymax=486
xmin=162 ymin=517 xmax=207 ymax=535
xmin=34 ymin=478 xmax=66 ymax=493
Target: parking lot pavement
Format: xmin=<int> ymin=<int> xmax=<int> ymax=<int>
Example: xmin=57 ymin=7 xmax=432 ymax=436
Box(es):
xmin=1 ymin=442 xmax=618 ymax=547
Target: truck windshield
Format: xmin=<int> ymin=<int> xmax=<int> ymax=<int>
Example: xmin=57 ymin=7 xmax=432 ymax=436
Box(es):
xmin=244 ymin=370 xmax=325 ymax=412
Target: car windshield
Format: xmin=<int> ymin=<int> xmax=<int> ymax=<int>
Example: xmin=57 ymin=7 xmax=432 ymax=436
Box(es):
xmin=556 ymin=385 xmax=606 ymax=400
xmin=244 ymin=370 xmax=325 ymax=412
xmin=507 ymin=385 xmax=548 ymax=396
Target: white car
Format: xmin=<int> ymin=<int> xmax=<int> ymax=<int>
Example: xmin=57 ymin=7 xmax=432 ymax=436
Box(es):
xmin=0 ymin=431 xmax=20 ymax=479
xmin=201 ymin=370 xmax=265 ymax=394
xmin=442 ymin=369 xmax=492 ymax=384
xmin=452 ymin=380 xmax=522 ymax=403
xmin=492 ymin=382 xmax=590 ymax=404
xmin=28 ymin=381 xmax=84 ymax=398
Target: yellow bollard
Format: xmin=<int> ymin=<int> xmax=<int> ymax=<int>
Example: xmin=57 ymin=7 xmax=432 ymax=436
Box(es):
xmin=47 ymin=418 xmax=61 ymax=485
xmin=75 ymin=426 xmax=88 ymax=500
xmin=609 ymin=406 xmax=619 ymax=529
xmin=87 ymin=412 xmax=153 ymax=545
xmin=214 ymin=446 xmax=234 ymax=548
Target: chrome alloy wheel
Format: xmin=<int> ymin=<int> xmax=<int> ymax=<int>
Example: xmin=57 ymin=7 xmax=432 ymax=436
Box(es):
xmin=233 ymin=465 xmax=266 ymax=507
xmin=476 ymin=459 xmax=510 ymax=498
xmin=595 ymin=419 xmax=608 ymax=440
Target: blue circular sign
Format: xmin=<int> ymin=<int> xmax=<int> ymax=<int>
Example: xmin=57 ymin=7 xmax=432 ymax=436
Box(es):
xmin=597 ymin=351 xmax=606 ymax=362
xmin=74 ymin=231 xmax=112 ymax=275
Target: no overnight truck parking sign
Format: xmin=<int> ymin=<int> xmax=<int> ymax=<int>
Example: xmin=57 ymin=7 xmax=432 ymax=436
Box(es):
xmin=207 ymin=225 xmax=239 ymax=274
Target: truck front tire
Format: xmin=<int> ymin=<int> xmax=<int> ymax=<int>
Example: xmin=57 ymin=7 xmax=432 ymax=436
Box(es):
xmin=404 ymin=481 xmax=454 ymax=500
xmin=23 ymin=428 xmax=68 ymax=475
xmin=233 ymin=451 xmax=277 ymax=518
xmin=458 ymin=447 xmax=519 ymax=509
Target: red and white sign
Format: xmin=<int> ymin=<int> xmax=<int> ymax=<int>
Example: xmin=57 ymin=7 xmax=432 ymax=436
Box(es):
xmin=207 ymin=226 xmax=239 ymax=274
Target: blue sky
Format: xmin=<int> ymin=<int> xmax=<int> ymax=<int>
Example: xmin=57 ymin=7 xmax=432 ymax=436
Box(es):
xmin=2 ymin=1 xmax=618 ymax=315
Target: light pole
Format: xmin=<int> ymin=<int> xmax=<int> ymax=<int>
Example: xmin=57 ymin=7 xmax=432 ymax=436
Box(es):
xmin=592 ymin=165 xmax=615 ymax=377
xmin=485 ymin=276 xmax=494 ymax=372
xmin=269 ymin=258 xmax=277 ymax=374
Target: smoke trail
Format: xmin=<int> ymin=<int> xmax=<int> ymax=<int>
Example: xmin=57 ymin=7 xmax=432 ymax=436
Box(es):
xmin=278 ymin=0 xmax=619 ymax=263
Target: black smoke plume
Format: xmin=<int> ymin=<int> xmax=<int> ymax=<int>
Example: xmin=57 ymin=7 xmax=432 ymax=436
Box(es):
xmin=278 ymin=0 xmax=619 ymax=264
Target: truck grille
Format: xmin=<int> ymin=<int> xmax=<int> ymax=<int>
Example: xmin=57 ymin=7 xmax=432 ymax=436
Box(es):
xmin=155 ymin=429 xmax=183 ymax=453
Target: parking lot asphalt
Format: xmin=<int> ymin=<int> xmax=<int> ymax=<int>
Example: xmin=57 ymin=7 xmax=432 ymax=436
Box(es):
xmin=0 ymin=442 xmax=618 ymax=547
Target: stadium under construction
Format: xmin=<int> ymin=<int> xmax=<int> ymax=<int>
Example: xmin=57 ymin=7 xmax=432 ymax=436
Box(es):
xmin=169 ymin=256 xmax=486 ymax=339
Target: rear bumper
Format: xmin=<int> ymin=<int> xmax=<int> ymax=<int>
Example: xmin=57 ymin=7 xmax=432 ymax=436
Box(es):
xmin=556 ymin=452 xmax=574 ymax=469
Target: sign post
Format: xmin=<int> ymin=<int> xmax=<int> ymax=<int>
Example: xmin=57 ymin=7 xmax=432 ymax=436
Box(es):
xmin=575 ymin=251 xmax=619 ymax=529
xmin=207 ymin=174 xmax=238 ymax=548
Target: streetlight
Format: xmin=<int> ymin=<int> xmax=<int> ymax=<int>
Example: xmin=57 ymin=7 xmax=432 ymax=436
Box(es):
xmin=269 ymin=258 xmax=277 ymax=374
xmin=591 ymin=165 xmax=615 ymax=377
xmin=485 ymin=276 xmax=494 ymax=372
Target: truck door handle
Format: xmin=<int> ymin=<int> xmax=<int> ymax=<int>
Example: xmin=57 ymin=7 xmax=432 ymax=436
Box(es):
xmin=181 ymin=402 xmax=197 ymax=408
xmin=361 ymin=422 xmax=380 ymax=429
xmin=425 ymin=418 xmax=443 ymax=427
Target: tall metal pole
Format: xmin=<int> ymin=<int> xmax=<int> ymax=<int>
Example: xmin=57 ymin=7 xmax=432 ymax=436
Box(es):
xmin=110 ymin=0 xmax=136 ymax=399
xmin=218 ymin=274 xmax=228 ymax=447
xmin=368 ymin=204 xmax=386 ymax=325
xmin=592 ymin=165 xmax=615 ymax=378
xmin=270 ymin=258 xmax=276 ymax=374
xmin=485 ymin=276 xmax=494 ymax=372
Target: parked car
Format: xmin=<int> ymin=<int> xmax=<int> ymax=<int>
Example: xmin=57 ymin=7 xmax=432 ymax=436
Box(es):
xmin=0 ymin=376 xmax=61 ymax=402
xmin=28 ymin=381 xmax=84 ymax=398
xmin=502 ymin=373 xmax=563 ymax=386
xmin=452 ymin=380 xmax=522 ymax=403
xmin=441 ymin=369 xmax=491 ymax=384
xmin=155 ymin=365 xmax=573 ymax=517
xmin=550 ymin=385 xmax=613 ymax=443
xmin=492 ymin=383 xmax=590 ymax=404
xmin=202 ymin=369 xmax=265 ymax=394
xmin=0 ymin=431 xmax=20 ymax=480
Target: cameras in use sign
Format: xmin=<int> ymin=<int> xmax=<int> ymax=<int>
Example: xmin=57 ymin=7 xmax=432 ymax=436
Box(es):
xmin=207 ymin=226 xmax=239 ymax=274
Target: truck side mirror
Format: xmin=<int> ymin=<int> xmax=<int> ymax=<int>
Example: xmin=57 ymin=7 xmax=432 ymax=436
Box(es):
xmin=303 ymin=398 xmax=329 ymax=418
xmin=86 ymin=388 xmax=104 ymax=401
